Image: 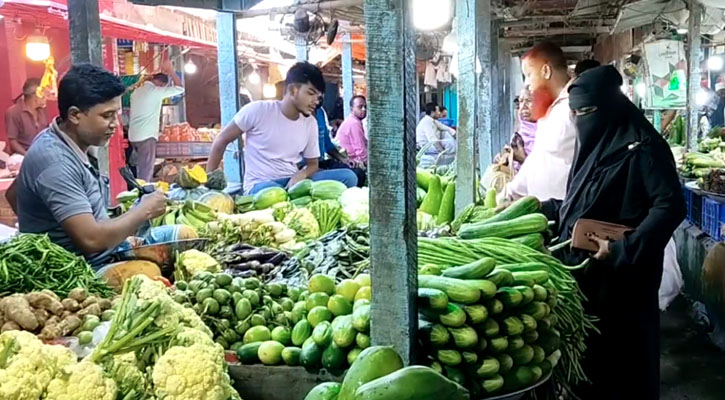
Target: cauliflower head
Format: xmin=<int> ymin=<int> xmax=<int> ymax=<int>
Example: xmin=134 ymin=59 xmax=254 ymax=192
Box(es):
xmin=105 ymin=352 xmax=147 ymax=398
xmin=152 ymin=343 xmax=237 ymax=400
xmin=284 ymin=208 xmax=320 ymax=240
xmin=45 ymin=360 xmax=117 ymax=400
xmin=0 ymin=331 xmax=75 ymax=400
xmin=173 ymin=327 xmax=215 ymax=347
xmin=179 ymin=250 xmax=220 ymax=277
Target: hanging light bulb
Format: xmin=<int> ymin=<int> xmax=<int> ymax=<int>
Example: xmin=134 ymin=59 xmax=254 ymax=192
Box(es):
xmin=184 ymin=60 xmax=197 ymax=74
xmin=696 ymin=89 xmax=711 ymax=106
xmin=26 ymin=30 xmax=50 ymax=62
xmin=412 ymin=0 xmax=453 ymax=31
xmin=248 ymin=70 xmax=261 ymax=85
xmin=708 ymin=55 xmax=723 ymax=72
xmin=263 ymin=83 xmax=276 ymax=99
xmin=676 ymin=27 xmax=688 ymax=35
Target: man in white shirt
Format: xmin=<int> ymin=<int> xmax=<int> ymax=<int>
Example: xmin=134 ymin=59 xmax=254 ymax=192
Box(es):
xmin=416 ymin=102 xmax=456 ymax=168
xmin=503 ymin=42 xmax=576 ymax=202
xmin=128 ymin=60 xmax=184 ymax=181
xmin=207 ymin=62 xmax=357 ymax=194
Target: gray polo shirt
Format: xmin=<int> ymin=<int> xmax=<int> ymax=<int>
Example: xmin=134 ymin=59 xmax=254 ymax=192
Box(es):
xmin=17 ymin=119 xmax=111 ymax=266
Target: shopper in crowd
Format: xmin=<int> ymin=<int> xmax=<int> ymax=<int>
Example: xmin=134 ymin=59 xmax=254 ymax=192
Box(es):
xmin=207 ymin=62 xmax=357 ymax=194
xmin=438 ymin=106 xmax=455 ymax=128
xmin=416 ymin=102 xmax=457 ymax=168
xmin=314 ymin=101 xmax=366 ymax=186
xmin=5 ymin=78 xmax=48 ymax=155
xmin=541 ymin=66 xmax=685 ymax=399
xmin=710 ymin=81 xmax=725 ymax=130
xmin=128 ymin=59 xmax=185 ymax=182
xmin=6 ymin=64 xmax=176 ymax=269
xmin=502 ymin=42 xmax=576 ymax=201
xmin=574 ymin=58 xmax=601 ymax=78
xmin=492 ymin=87 xmax=537 ymax=173
xmin=337 ymin=95 xmax=368 ymax=167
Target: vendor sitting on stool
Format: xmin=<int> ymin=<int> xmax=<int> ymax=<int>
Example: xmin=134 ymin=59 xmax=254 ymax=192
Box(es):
xmin=206 ymin=62 xmax=358 ymax=194
xmin=5 ymin=64 xmax=194 ymax=277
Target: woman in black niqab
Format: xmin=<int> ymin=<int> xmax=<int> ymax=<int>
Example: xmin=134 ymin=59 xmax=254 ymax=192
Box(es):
xmin=541 ymin=66 xmax=686 ymax=400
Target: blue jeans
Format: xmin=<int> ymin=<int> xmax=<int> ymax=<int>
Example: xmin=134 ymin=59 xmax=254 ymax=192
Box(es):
xmin=249 ymin=168 xmax=358 ymax=194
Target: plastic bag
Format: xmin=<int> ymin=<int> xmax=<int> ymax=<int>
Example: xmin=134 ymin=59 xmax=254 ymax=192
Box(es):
xmin=659 ymin=238 xmax=683 ymax=311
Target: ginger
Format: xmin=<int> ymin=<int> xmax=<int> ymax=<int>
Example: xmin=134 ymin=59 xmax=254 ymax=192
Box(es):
xmin=25 ymin=292 xmax=65 ymax=316
xmin=0 ymin=295 xmax=39 ymax=331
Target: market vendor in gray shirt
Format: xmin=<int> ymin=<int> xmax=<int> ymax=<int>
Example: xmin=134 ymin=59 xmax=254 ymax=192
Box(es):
xmin=6 ymin=64 xmax=167 ymax=269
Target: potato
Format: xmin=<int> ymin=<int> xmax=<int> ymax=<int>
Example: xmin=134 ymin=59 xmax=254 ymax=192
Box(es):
xmin=77 ymin=303 xmax=102 ymax=318
xmin=61 ymin=298 xmax=81 ymax=312
xmin=97 ymin=298 xmax=112 ymax=311
xmin=68 ymin=288 xmax=88 ymax=303
xmin=32 ymin=308 xmax=50 ymax=327
xmin=1 ymin=321 xmax=20 ymax=332
xmin=81 ymin=296 xmax=99 ymax=309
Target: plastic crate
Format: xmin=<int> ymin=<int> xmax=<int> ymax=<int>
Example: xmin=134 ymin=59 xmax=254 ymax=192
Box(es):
xmin=684 ymin=187 xmax=703 ymax=227
xmin=155 ymin=142 xmax=211 ymax=158
xmin=702 ymin=198 xmax=725 ymax=241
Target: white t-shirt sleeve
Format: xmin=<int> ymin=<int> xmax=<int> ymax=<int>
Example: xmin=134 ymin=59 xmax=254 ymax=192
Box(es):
xmin=233 ymin=102 xmax=261 ymax=133
xmin=303 ymin=118 xmax=321 ymax=159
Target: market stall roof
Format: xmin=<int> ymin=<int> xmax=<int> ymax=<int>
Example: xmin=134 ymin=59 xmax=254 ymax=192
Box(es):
xmin=0 ymin=0 xmax=217 ymax=48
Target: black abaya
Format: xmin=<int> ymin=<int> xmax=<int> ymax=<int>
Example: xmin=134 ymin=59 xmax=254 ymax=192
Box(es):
xmin=541 ymin=66 xmax=686 ymax=399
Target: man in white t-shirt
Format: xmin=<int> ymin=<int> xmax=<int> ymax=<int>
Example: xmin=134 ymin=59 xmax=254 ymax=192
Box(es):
xmin=128 ymin=60 xmax=184 ymax=181
xmin=416 ymin=102 xmax=456 ymax=168
xmin=207 ymin=62 xmax=357 ymax=194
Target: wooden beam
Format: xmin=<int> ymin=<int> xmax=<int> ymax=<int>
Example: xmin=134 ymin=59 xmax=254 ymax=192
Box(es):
xmin=503 ymin=27 xmax=610 ymax=37
xmin=686 ymin=0 xmax=701 ymax=152
xmin=238 ymin=0 xmax=363 ymax=18
xmin=455 ymin=0 xmax=480 ymax=213
xmin=217 ymin=12 xmax=244 ymax=187
xmin=364 ymin=0 xmax=418 ymax=365
xmin=129 ymin=0 xmax=263 ymax=11
xmin=501 ymin=17 xmax=616 ymax=28
xmin=341 ymin=32 xmax=354 ymax=117
xmin=476 ymin=6 xmax=495 ymax=178
xmin=68 ymin=0 xmax=102 ymax=66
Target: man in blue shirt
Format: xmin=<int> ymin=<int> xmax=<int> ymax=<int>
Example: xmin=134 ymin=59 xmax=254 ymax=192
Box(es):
xmin=314 ymin=104 xmax=366 ymax=186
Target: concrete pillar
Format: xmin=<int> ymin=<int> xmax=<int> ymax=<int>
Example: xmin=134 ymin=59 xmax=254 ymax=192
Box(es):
xmin=342 ymin=32 xmax=354 ymax=117
xmin=217 ymin=12 xmax=243 ymax=187
xmin=686 ymin=0 xmax=702 ymax=151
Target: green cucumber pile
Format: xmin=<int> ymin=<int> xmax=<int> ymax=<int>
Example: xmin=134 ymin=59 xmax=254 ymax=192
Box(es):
xmin=416 ymin=257 xmax=561 ymax=397
xmin=233 ymin=273 xmax=372 ymax=369
xmin=417 ymin=196 xmax=597 ymax=397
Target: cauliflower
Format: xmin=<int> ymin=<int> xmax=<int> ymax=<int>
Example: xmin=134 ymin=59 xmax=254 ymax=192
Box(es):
xmin=178 ymin=250 xmax=220 ymax=278
xmin=152 ymin=343 xmax=239 ymax=400
xmin=0 ymin=331 xmax=75 ymax=400
xmin=173 ymin=327 xmax=215 ymax=347
xmin=105 ymin=353 xmax=147 ymax=398
xmin=45 ymin=360 xmax=117 ymax=400
xmin=271 ymin=201 xmax=294 ymax=221
xmin=283 ymin=208 xmax=320 ymax=240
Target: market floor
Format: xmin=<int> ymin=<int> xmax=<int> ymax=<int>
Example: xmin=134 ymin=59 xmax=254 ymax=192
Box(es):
xmin=660 ymin=296 xmax=725 ymax=399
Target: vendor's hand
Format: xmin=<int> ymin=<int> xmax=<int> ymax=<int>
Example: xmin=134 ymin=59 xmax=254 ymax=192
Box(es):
xmin=138 ymin=191 xmax=167 ymax=220
xmin=587 ymin=232 xmax=611 ymax=260
xmin=348 ymin=160 xmax=365 ymax=169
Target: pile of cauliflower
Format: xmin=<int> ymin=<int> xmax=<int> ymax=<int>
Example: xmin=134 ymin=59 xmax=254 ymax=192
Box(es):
xmin=215 ymin=207 xmax=311 ymax=251
xmin=0 ymin=275 xmax=241 ymax=400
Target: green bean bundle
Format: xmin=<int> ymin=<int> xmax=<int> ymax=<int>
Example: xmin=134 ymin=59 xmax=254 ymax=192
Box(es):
xmin=0 ymin=234 xmax=113 ymax=297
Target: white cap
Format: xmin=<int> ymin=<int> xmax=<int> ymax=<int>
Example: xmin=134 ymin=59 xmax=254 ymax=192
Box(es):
xmin=716 ymin=82 xmax=725 ymax=91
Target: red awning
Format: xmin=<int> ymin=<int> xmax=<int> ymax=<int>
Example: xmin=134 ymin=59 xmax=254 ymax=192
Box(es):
xmin=0 ymin=0 xmax=216 ymax=48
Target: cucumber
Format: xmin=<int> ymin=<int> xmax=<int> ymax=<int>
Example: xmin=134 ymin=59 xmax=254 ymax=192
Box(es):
xmin=447 ymin=325 xmax=478 ymax=349
xmin=510 ymin=233 xmax=546 ymax=251
xmin=441 ymin=258 xmax=496 ymax=280
xmin=420 ymin=303 xmax=467 ymax=327
xmin=500 ymin=316 xmax=524 ymax=336
xmin=532 ymin=345 xmax=546 ymax=364
xmin=479 ymin=196 xmax=540 ymax=224
xmin=496 ymin=287 xmax=523 ymax=308
xmin=503 ymin=366 xmax=536 ymax=392
xmin=312 ymin=321 xmax=333 ymax=346
xmin=237 ymin=342 xmax=263 ymax=364
xmin=463 ymin=304 xmax=488 ymax=325
xmin=532 ymin=285 xmax=548 ymax=302
xmin=476 ymin=356 xmax=501 ymax=378
xmin=489 ymin=337 xmax=509 ymax=354
xmin=516 ymin=286 xmax=535 ymax=305
xmin=351 ymin=305 xmax=370 ymax=333
xmin=510 ymin=345 xmax=534 ymax=365
xmin=512 ymin=271 xmax=549 ymax=286
xmin=418 ymin=275 xmax=481 ymax=304
xmin=485 ymin=269 xmax=514 ymax=287
xmin=521 ymin=314 xmax=538 ymax=332
xmin=458 ymin=213 xmax=548 ymax=240
xmin=443 ymin=366 xmax=466 ymax=386
xmin=523 ymin=302 xmax=549 ymax=320
xmin=522 ymin=329 xmax=539 ymax=344
xmin=485 ymin=299 xmax=504 ymax=315
xmin=419 ymin=321 xmax=451 ymax=347
xmin=417 ymin=288 xmax=449 ymax=310
xmin=337 ymin=346 xmax=404 ymax=400
xmin=496 ymin=354 xmax=514 ymax=374
xmin=508 ymin=335 xmax=525 ymax=351
xmin=282 ymin=346 xmax=302 ymax=366
xmin=481 ymin=374 xmax=505 ymax=394
xmin=480 ymin=318 xmax=499 ymax=338
xmin=332 ymin=315 xmax=357 ymax=348
xmin=462 ymin=351 xmax=478 ymax=365
xmin=436 ymin=349 xmax=462 ymax=366
xmin=292 ymin=320 xmax=312 ymax=346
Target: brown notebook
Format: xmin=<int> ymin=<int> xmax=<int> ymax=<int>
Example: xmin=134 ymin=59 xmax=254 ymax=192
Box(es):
xmin=571 ymin=218 xmax=634 ymax=252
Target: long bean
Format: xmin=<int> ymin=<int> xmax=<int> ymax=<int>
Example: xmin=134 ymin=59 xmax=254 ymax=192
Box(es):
xmin=0 ymin=234 xmax=113 ymax=297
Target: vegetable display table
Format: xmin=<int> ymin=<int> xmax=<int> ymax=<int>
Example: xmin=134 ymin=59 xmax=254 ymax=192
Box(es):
xmin=229 ymin=365 xmax=342 ymax=400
